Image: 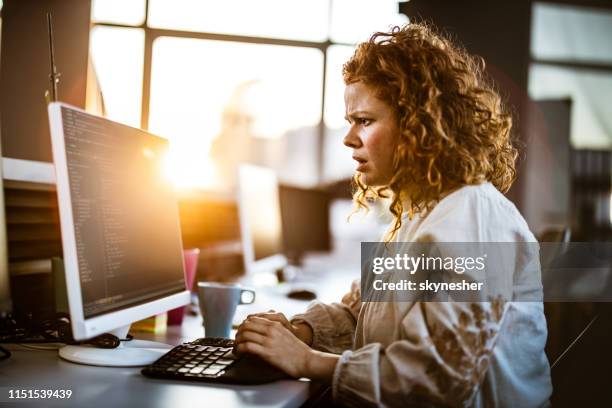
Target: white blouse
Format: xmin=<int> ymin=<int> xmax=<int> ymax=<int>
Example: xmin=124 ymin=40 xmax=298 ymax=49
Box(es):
xmin=292 ymin=182 xmax=552 ymax=407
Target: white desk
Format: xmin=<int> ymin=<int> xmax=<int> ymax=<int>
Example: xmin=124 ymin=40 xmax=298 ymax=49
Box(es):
xmin=0 ymin=258 xmax=359 ymax=408
xmin=232 ymin=250 xmax=360 ymax=325
xmin=0 ymin=313 xmax=315 ymax=408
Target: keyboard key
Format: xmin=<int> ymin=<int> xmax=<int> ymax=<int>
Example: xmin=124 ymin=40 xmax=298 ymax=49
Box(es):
xmin=209 ymin=364 xmax=225 ymax=371
xmin=202 ymin=367 xmax=221 ymax=375
xmin=142 ymin=337 xmax=290 ymax=384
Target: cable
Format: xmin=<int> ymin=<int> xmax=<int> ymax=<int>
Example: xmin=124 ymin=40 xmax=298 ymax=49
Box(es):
xmin=0 ymin=313 xmax=121 ymax=349
xmin=17 ymin=343 xmax=64 ymax=351
xmin=551 ymin=314 xmax=599 ymax=369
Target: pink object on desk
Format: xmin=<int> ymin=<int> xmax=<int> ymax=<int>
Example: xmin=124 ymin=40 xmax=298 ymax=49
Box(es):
xmin=167 ymin=248 xmax=200 ymax=325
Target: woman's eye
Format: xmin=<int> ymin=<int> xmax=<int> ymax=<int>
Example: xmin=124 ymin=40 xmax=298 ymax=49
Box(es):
xmin=358 ymin=118 xmax=371 ymax=126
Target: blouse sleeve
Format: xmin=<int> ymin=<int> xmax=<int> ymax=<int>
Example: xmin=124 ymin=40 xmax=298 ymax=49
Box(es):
xmin=332 ymin=299 xmax=506 ymax=407
xmin=290 ymin=280 xmax=361 ymax=354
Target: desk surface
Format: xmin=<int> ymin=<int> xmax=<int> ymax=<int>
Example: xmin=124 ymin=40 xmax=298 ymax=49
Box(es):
xmin=0 ymin=258 xmax=359 ymax=408
xmin=1 ymin=342 xmax=313 ymax=408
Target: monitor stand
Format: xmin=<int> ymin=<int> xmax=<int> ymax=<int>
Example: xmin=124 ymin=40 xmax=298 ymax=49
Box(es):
xmin=58 ymin=325 xmax=172 ymax=367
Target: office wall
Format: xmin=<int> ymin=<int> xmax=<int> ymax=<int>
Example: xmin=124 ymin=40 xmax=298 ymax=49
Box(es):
xmin=0 ymin=0 xmax=90 ymax=162
xmin=400 ymin=0 xmax=532 ymax=208
xmin=523 ymin=99 xmax=572 ymax=235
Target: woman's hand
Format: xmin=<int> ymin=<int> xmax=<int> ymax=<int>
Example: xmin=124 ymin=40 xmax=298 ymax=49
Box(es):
xmin=236 ymin=314 xmax=340 ymax=382
xmin=243 ymin=310 xmax=313 ymax=345
xmin=234 ymin=316 xmax=312 ymax=378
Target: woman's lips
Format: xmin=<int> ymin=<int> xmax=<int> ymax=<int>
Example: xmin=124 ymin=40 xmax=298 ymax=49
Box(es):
xmin=353 ymin=157 xmax=367 ymax=172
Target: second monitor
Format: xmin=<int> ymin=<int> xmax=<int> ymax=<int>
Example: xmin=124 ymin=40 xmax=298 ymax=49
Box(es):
xmin=237 ymin=164 xmax=331 ymax=289
xmin=237 ymin=164 xmax=287 ymax=278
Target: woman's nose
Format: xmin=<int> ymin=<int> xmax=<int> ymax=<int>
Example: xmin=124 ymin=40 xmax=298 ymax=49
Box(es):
xmin=343 ymin=127 xmax=362 ymax=148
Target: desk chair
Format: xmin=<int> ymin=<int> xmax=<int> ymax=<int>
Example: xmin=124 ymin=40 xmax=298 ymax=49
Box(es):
xmin=539 ymin=226 xmax=610 ymax=406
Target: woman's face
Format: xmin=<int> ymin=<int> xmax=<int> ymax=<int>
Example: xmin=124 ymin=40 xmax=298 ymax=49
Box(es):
xmin=343 ymin=81 xmax=399 ymax=186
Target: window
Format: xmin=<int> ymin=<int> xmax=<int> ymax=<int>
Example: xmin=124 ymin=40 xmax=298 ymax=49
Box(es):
xmin=148 ymin=37 xmax=323 ymax=188
xmin=89 ymin=26 xmax=144 ymax=128
xmin=323 ymin=44 xmax=357 ymax=181
xmin=89 ymin=0 xmax=407 ymax=189
xmin=330 ymin=0 xmax=407 ymax=44
xmin=148 ymin=0 xmax=329 ymax=42
xmin=529 ymin=3 xmax=612 ymax=149
xmin=91 ymin=0 xmax=146 ymax=26
xmin=529 ymin=64 xmax=612 ymax=149
xmin=531 ymin=3 xmax=612 ymax=64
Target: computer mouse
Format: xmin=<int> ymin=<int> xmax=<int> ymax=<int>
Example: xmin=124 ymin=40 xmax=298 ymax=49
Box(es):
xmin=287 ymin=289 xmax=316 ymax=301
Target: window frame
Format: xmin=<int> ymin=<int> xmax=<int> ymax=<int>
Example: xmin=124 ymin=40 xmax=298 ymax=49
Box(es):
xmin=92 ymin=0 xmax=358 ymax=185
xmin=529 ymin=1 xmax=612 ymax=151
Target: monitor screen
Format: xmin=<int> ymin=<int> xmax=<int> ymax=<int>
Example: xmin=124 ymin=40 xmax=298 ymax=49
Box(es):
xmin=279 ymin=185 xmax=331 ymax=260
xmin=58 ymin=106 xmax=185 ymax=318
xmin=238 ymin=165 xmax=285 ymax=273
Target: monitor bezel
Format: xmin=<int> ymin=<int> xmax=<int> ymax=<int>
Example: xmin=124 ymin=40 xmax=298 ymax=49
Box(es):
xmin=237 ymin=164 xmax=287 ymax=276
xmin=48 ymin=102 xmax=190 ymax=340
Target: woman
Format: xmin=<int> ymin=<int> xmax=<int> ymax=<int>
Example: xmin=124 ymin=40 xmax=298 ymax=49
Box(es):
xmin=235 ymin=23 xmax=551 ymax=407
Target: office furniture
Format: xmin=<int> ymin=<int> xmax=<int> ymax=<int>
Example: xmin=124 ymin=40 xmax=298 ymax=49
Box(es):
xmin=1 ymin=256 xmax=359 ymax=407
xmin=1 ymin=305 xmax=315 ymax=408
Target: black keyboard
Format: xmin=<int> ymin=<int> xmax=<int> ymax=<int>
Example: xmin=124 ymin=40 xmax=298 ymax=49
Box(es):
xmin=141 ymin=337 xmax=288 ymax=385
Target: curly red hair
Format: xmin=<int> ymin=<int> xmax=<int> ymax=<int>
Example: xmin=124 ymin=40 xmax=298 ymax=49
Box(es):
xmin=343 ymin=22 xmax=517 ymax=240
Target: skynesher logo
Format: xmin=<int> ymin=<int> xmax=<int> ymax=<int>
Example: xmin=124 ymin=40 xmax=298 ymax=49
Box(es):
xmin=372 ymin=279 xmax=484 ymax=292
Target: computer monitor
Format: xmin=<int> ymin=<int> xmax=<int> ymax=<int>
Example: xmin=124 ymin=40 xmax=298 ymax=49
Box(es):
xmin=48 ymin=102 xmax=190 ymax=366
xmin=237 ymin=164 xmax=287 ymax=279
xmin=1 ymin=157 xmax=60 ymax=320
xmin=278 ymin=185 xmax=331 ymax=264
